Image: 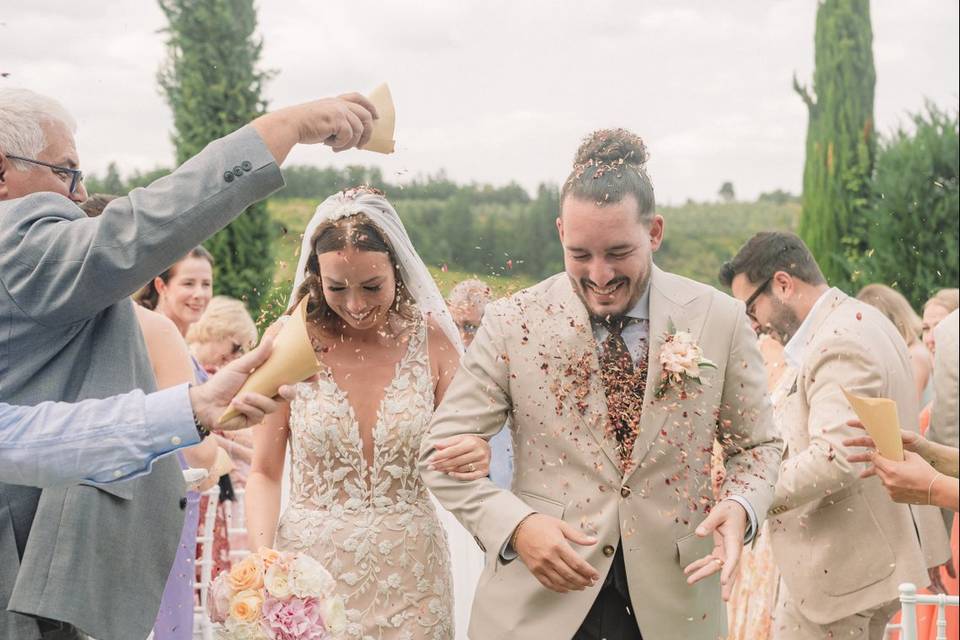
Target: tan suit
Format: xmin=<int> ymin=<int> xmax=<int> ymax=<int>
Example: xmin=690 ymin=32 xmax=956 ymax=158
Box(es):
xmin=420 ymin=267 xmax=783 ymax=640
xmin=929 ymin=308 xmax=959 ymax=448
xmin=767 ymin=290 xmax=951 ymax=637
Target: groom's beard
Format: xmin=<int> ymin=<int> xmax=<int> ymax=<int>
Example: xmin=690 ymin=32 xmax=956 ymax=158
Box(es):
xmin=572 ymin=271 xmax=650 ymax=323
xmin=764 ymin=299 xmax=803 ymax=345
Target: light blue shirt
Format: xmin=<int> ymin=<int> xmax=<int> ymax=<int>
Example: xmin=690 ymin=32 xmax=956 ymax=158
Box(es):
xmin=489 ymin=423 xmax=514 ymax=489
xmin=0 ymin=384 xmax=199 ymax=487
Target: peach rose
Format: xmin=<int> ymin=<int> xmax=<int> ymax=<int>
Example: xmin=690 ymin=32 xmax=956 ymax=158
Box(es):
xmin=229 ymin=589 xmax=264 ymax=623
xmin=228 ymin=555 xmax=264 ymax=592
xmin=257 ymin=546 xmax=282 ymax=570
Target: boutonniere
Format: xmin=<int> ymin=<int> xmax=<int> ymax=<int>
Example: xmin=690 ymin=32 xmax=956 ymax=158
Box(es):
xmin=655 ymin=319 xmax=716 ymax=398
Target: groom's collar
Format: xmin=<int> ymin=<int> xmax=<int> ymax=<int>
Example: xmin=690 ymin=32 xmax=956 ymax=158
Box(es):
xmin=624 ymin=283 xmax=650 ymax=321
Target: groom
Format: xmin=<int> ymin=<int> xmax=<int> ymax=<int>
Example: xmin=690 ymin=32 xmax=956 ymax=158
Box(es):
xmin=420 ymin=129 xmax=782 ymax=639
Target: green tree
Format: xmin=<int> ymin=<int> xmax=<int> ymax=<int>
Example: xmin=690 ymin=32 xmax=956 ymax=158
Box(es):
xmin=718 ymin=181 xmax=735 ymax=202
xmin=855 ymin=104 xmax=959 ymax=308
xmin=794 ymin=0 xmax=876 ymax=287
xmin=157 ymin=0 xmax=274 ymax=312
xmin=102 ymin=162 xmax=124 ymax=194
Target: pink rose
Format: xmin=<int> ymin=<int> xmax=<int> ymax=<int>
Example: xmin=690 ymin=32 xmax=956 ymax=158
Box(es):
xmin=262 ymin=595 xmax=328 ymax=640
xmin=207 ymin=574 xmax=233 ymax=624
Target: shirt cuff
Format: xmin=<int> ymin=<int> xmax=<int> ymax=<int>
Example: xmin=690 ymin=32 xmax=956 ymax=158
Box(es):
xmin=723 ymin=495 xmax=758 ymax=543
xmin=144 ymin=384 xmax=201 ymax=451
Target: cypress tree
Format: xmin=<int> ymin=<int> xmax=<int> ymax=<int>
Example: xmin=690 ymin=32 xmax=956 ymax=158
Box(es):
xmin=793 ymin=0 xmax=876 ymax=286
xmin=158 ymin=0 xmax=274 ymax=312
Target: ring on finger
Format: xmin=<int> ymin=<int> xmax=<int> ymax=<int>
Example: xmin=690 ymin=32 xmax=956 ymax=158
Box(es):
xmin=711 ymin=556 xmax=724 ymax=567
xmin=468 ymin=463 xmax=476 ymax=473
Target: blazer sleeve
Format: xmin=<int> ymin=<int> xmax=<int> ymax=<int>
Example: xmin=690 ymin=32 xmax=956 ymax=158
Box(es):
xmin=716 ymin=303 xmax=784 ymax=524
xmin=0 ymin=125 xmax=284 ymax=325
xmin=928 ymin=311 xmax=959 ymax=448
xmin=771 ymin=336 xmax=879 ymax=511
xmin=419 ymin=303 xmax=536 ymax=562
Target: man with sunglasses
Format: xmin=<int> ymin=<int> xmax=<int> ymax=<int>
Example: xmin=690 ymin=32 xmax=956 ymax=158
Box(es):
xmin=0 ymin=87 xmax=378 ymax=640
xmin=720 ymin=231 xmax=950 ymax=640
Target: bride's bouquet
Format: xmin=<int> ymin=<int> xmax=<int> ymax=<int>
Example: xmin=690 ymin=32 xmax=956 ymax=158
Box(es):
xmin=207 ymin=547 xmax=347 ymax=640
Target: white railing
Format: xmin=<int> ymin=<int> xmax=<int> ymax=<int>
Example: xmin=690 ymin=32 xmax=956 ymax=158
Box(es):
xmin=884 ymin=582 xmax=959 ymax=640
xmin=193 ymin=486 xmax=221 ymax=640
xmin=226 ymin=487 xmax=248 ymax=562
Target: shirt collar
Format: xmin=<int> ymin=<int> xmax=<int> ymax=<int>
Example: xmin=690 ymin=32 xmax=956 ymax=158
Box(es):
xmin=783 ymin=288 xmax=836 ymax=368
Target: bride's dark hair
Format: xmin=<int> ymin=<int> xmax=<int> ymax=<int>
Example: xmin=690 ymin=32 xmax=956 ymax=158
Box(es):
xmin=290 ymin=205 xmax=417 ymax=330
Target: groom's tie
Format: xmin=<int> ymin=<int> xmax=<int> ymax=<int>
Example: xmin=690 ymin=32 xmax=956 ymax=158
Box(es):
xmin=599 ymin=316 xmax=649 ymax=469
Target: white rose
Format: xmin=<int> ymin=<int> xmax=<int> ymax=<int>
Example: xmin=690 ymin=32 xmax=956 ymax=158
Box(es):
xmin=288 ymin=553 xmax=336 ymax=598
xmin=324 ymin=596 xmax=348 ymax=636
xmin=222 ymin=618 xmax=270 ymax=640
xmin=660 ymin=341 xmax=702 ymax=378
xmin=263 ymin=562 xmax=292 ymax=598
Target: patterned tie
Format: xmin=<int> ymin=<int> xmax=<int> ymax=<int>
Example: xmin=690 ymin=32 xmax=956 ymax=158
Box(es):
xmin=599 ymin=317 xmax=650 ymax=468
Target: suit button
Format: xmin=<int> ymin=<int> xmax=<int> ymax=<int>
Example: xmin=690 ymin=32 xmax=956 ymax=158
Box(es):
xmin=233 ymin=166 xmax=243 ymax=177
xmin=602 ymin=545 xmax=615 ymax=557
xmin=241 ymin=160 xmax=252 ymax=171
xmin=223 ymin=171 xmax=234 ymax=183
xmin=179 ymin=497 xmax=188 ymax=510
xmin=620 ymin=486 xmax=631 ymax=498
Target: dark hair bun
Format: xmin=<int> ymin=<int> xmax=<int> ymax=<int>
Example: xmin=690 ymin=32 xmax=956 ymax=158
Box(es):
xmin=574 ymin=128 xmax=649 ymax=169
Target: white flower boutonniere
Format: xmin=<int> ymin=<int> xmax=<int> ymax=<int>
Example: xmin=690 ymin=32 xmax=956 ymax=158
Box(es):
xmin=656 ymin=320 xmax=716 ymax=398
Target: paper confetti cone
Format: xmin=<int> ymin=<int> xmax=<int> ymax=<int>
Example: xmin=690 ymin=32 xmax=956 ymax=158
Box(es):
xmin=218 ymin=298 xmax=320 ymax=424
xmin=361 ymin=82 xmax=396 ymax=154
xmin=842 ymin=387 xmax=904 ymax=461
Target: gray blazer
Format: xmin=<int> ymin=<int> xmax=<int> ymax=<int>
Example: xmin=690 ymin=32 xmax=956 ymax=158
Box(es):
xmin=0 ymin=125 xmax=283 ymax=639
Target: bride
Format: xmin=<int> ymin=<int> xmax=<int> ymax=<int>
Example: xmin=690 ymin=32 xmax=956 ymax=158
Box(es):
xmin=245 ymin=187 xmax=488 ymax=640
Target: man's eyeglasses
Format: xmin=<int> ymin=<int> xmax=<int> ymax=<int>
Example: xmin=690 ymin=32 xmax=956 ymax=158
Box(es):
xmin=744 ymin=276 xmax=773 ymax=323
xmin=5 ymin=154 xmax=84 ymax=195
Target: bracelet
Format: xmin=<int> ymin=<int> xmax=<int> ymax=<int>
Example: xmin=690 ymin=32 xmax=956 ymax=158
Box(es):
xmin=511 ymin=512 xmax=538 ymax=550
xmin=927 ymin=472 xmax=943 ymax=506
xmin=189 ymin=383 xmax=210 ymax=440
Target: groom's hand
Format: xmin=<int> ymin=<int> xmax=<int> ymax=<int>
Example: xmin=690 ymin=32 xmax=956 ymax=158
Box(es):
xmin=513 ymin=514 xmax=599 ymax=593
xmin=682 ymin=499 xmax=747 ymax=601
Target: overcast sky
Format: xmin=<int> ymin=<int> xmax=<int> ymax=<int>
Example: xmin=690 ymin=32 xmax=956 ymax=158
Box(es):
xmin=3 ymin=1 xmax=958 ymax=203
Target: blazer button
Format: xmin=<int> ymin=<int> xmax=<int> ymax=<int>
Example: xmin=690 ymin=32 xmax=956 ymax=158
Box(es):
xmin=620 ymin=486 xmax=631 ymax=498
xmin=602 ymin=545 xmax=615 ymax=557
xmin=223 ymin=171 xmax=234 ymax=183
xmin=241 ymin=160 xmax=253 ymax=171
xmin=232 ymin=166 xmax=243 ymax=177
xmin=179 ymin=497 xmax=188 ymax=510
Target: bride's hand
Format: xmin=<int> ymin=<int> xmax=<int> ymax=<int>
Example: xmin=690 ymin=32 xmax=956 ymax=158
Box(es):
xmin=428 ymin=435 xmax=491 ymax=480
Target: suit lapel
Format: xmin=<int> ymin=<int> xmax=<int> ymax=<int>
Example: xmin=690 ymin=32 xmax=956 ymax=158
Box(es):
xmin=544 ymin=277 xmax=623 ymax=475
xmin=625 ymin=266 xmax=707 ymax=482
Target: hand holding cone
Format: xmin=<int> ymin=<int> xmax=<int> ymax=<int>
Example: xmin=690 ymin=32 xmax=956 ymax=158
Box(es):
xmin=219 ymin=298 xmax=320 ymax=425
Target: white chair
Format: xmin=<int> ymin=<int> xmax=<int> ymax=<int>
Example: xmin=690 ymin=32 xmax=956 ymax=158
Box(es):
xmin=193 ymin=485 xmax=221 ymax=640
xmin=884 ymin=582 xmax=959 ymax=640
xmin=226 ymin=486 xmax=249 ymax=561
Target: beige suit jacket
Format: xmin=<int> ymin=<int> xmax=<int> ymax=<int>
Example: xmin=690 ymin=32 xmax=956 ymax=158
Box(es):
xmin=767 ymin=290 xmax=951 ymax=625
xmin=929 ymin=308 xmax=959 ymax=448
xmin=420 ymin=267 xmax=783 ymax=640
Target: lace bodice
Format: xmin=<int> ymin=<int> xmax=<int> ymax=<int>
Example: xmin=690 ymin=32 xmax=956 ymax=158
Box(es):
xmin=287 ymin=318 xmax=435 ymax=513
xmin=277 ymin=317 xmax=454 ymax=640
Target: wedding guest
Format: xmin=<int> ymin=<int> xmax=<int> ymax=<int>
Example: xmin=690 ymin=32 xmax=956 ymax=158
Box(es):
xmin=133 ymin=302 xmax=216 ymax=640
xmin=858 ymin=283 xmax=932 ymax=402
xmin=0 ymin=339 xmax=284 ymax=487
xmin=0 ymin=85 xmax=377 ymax=639
xmin=188 ymin=296 xmax=259 ymax=552
xmin=449 ymin=278 xmax=514 ymax=489
xmin=725 ymin=334 xmax=790 ymax=640
xmin=929 ymin=308 xmax=959 ymax=448
xmin=921 ymin=288 xmax=959 ymax=354
xmin=721 ymin=231 xmax=951 ymax=640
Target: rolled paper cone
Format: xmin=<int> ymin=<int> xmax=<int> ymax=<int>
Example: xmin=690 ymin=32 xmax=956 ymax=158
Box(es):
xmin=842 ymin=387 xmax=904 ymax=461
xmin=361 ymin=82 xmax=396 ymax=154
xmin=218 ymin=298 xmax=320 ymax=424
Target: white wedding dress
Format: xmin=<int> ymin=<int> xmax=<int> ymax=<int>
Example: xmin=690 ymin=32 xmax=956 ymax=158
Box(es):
xmin=276 ymin=316 xmax=482 ymax=640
